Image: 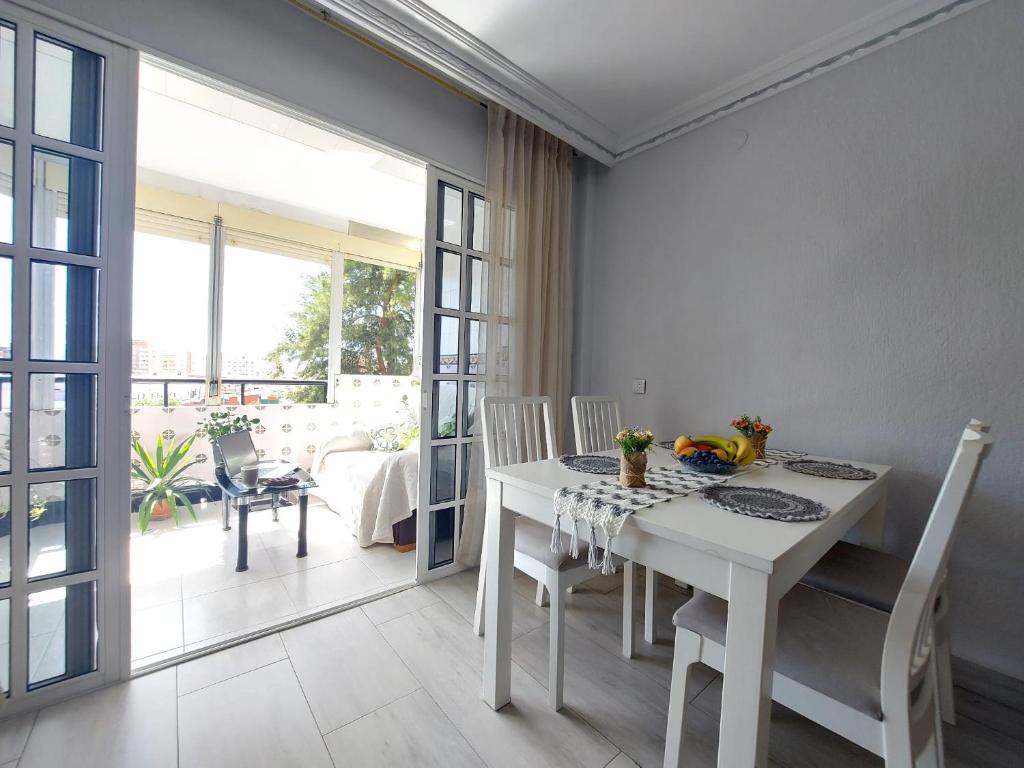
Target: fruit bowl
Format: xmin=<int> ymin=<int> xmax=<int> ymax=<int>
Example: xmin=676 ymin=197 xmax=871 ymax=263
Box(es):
xmin=676 ymin=450 xmax=741 ymax=475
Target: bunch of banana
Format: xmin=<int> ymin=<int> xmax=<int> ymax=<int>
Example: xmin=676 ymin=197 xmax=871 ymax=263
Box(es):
xmin=672 ymin=433 xmax=755 ymax=465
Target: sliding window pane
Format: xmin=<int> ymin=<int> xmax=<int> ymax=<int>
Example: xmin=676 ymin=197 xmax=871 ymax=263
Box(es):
xmin=28 ymin=581 xmax=97 ymax=689
xmin=438 ymin=183 xmax=462 ymax=245
xmin=0 ymin=141 xmax=11 ymax=244
xmin=30 ymin=261 xmax=98 ymax=361
xmin=0 ymin=23 xmax=13 ymax=128
xmin=31 ymin=149 xmax=101 ymax=256
xmin=222 ymin=241 xmax=329 ymax=401
xmin=0 ymin=486 xmax=9 ymax=585
xmin=463 ymin=381 xmax=483 ymax=437
xmin=432 ymin=380 xmax=457 ymax=439
xmin=466 ymin=256 xmax=487 ymax=314
xmin=0 ymin=374 xmax=10 ymax=473
xmin=132 ymin=231 xmax=210 ymax=382
xmin=428 ymin=507 xmax=455 ymax=569
xmin=435 ymin=249 xmax=460 ymax=310
xmin=34 ymin=35 xmax=104 ymax=150
xmin=470 ymin=194 xmax=489 ymax=252
xmin=430 ymin=444 xmax=456 ymax=505
xmin=465 ymin=319 xmax=485 ymax=375
xmin=28 ymin=478 xmax=96 ymax=580
xmin=0 ymin=257 xmax=10 ymax=358
xmin=29 ymin=373 xmax=96 ymax=470
xmin=433 ymin=315 xmax=459 ymax=375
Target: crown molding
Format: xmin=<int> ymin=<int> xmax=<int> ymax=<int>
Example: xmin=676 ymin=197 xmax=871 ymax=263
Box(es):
xmin=307 ymin=0 xmax=990 ymax=166
xmin=308 ymin=0 xmax=617 ymax=164
xmin=613 ymin=0 xmax=990 ymax=160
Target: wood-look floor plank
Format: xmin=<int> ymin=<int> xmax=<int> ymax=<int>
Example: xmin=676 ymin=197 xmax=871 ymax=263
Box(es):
xmin=323 ymin=688 xmax=484 ymax=767
xmin=378 ymin=600 xmax=619 ymax=768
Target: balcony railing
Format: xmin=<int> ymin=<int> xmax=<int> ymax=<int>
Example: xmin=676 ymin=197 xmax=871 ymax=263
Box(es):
xmin=131 ymin=378 xmax=329 ymax=407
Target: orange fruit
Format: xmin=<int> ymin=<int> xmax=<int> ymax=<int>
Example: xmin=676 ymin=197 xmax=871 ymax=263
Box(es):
xmin=679 ymin=446 xmax=697 ymax=457
xmin=712 ymin=448 xmax=729 ymax=461
xmin=673 ymin=435 xmax=694 ymax=454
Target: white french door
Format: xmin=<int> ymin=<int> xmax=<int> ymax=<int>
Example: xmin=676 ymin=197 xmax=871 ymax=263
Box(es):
xmin=0 ymin=1 xmax=135 ymax=712
xmin=416 ymin=168 xmax=490 ymax=581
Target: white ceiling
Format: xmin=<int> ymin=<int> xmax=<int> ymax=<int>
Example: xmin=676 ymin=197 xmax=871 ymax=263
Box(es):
xmin=315 ymin=0 xmax=985 ymax=163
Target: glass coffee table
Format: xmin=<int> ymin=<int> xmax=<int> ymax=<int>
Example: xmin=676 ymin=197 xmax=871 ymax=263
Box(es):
xmin=214 ymin=465 xmax=317 ymax=572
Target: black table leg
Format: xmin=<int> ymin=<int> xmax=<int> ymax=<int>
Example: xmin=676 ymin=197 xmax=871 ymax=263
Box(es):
xmin=236 ymin=502 xmax=250 ymax=572
xmin=297 ymin=492 xmax=308 ymax=559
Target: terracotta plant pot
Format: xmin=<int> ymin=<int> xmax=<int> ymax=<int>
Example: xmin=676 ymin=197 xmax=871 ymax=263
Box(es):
xmin=619 ymin=452 xmax=647 ymax=488
xmin=750 ymin=433 xmax=768 ymax=460
xmin=150 ymin=499 xmax=173 ymax=522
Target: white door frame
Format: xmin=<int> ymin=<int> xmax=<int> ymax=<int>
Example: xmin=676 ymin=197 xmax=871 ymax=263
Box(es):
xmin=0 ymin=0 xmax=136 ymax=715
xmin=416 ymin=167 xmax=489 ymax=582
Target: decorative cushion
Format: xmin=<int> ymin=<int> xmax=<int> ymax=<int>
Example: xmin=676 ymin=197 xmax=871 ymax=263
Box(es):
xmin=673 ymin=584 xmax=890 ymax=719
xmin=800 ymin=541 xmax=907 ymax=613
xmin=319 ymin=429 xmax=373 ymax=455
xmin=369 ymin=424 xmax=403 ymax=452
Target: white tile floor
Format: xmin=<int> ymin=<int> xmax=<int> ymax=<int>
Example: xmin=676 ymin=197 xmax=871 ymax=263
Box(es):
xmin=130 ymin=497 xmax=415 ymax=667
xmin=2 ymin=569 xmax=1021 ymax=768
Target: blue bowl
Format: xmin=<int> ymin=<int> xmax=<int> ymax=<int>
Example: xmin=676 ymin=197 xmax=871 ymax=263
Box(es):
xmin=676 ymin=451 xmax=740 ymax=475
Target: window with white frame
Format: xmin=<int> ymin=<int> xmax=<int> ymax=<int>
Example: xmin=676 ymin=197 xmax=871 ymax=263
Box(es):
xmin=130 ymin=57 xmax=425 ymax=407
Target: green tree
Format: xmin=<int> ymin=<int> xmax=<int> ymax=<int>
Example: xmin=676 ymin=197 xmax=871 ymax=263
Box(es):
xmin=339 ymin=262 xmax=416 ymax=375
xmin=268 ymin=263 xmax=416 ymax=403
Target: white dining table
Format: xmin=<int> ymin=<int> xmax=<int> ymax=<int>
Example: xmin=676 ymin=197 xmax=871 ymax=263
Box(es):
xmin=481 ymin=445 xmax=890 ymax=768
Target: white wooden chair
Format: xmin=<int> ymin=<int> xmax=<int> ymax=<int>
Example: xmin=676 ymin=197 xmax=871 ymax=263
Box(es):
xmin=473 ymin=395 xmax=627 ymax=710
xmin=663 ymin=421 xmax=993 ymax=768
xmin=798 ymin=425 xmax=986 ymax=727
xmin=571 ymin=395 xmax=664 ymax=655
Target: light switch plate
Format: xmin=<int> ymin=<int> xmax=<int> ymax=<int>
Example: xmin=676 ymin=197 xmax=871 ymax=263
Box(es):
xmin=632 ymin=378 xmax=647 ymax=395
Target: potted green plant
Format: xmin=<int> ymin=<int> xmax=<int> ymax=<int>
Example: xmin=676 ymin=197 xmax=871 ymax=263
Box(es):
xmin=131 ymin=433 xmax=202 ymax=533
xmin=198 ymin=411 xmax=261 ymax=440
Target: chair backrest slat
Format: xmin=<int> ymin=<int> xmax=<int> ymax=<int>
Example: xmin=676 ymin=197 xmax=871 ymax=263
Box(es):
xmin=571 ymin=396 xmax=623 ymax=454
xmin=881 ymin=420 xmax=993 ymax=756
xmin=481 ymin=396 xmax=557 ymax=469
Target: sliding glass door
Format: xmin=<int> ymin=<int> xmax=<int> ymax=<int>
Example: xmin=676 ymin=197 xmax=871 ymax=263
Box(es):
xmin=416 ymin=168 xmax=489 ymax=580
xmin=0 ymin=1 xmax=135 ymax=712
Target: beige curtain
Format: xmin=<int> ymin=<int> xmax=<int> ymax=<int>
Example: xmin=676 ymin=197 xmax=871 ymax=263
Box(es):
xmin=457 ymin=104 xmax=574 ymax=566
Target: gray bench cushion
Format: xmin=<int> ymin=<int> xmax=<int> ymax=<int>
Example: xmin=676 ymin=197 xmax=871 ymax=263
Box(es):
xmin=515 ymin=518 xmax=589 ymax=571
xmin=673 ymin=584 xmax=890 ymax=719
xmin=800 ymin=541 xmax=907 ymax=613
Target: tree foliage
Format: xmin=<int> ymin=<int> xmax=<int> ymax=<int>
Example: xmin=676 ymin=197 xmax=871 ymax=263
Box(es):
xmin=268 ymin=262 xmax=416 ymax=402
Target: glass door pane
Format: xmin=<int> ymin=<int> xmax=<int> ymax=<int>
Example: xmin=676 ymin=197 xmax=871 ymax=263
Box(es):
xmin=0 ymin=5 xmax=131 ymax=709
xmin=417 ymin=171 xmax=489 ymax=579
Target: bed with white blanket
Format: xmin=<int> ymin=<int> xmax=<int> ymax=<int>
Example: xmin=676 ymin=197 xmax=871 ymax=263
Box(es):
xmin=311 ymin=431 xmax=418 ymax=547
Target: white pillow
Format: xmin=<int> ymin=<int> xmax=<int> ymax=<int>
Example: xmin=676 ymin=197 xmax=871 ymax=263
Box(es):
xmin=320 ymin=429 xmax=372 ymax=454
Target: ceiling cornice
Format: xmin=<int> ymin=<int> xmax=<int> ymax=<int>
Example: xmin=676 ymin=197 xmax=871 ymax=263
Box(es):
xmin=307 ymin=0 xmax=990 ymax=166
xmin=308 ymin=0 xmax=618 ymax=164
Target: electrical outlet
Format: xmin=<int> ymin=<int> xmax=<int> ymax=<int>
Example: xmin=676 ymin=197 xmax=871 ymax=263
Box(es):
xmin=632 ymin=378 xmax=647 ymax=395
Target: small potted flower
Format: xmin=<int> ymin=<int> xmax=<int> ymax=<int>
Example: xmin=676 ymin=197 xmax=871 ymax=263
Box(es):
xmin=730 ymin=414 xmax=773 ymax=459
xmin=613 ymin=427 xmax=655 ymax=488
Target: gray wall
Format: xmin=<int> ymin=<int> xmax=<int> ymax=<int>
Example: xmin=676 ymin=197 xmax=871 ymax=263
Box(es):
xmin=31 ymin=0 xmax=487 ymax=179
xmin=574 ymin=0 xmax=1024 ymax=680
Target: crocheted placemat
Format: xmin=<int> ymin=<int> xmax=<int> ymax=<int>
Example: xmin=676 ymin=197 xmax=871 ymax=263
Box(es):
xmin=783 ymin=459 xmax=877 ymax=480
xmin=700 ymin=485 xmax=829 ymax=522
xmin=558 ymin=454 xmax=619 ymax=475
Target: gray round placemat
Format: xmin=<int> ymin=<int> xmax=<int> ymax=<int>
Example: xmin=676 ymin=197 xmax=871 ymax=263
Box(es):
xmin=783 ymin=460 xmax=877 ymax=480
xmin=701 ymin=485 xmax=829 ymax=522
xmin=559 ymin=454 xmax=619 ymax=475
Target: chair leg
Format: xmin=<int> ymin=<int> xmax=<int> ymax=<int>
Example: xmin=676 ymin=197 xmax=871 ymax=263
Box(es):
xmin=934 ymin=599 xmax=956 ymax=725
xmin=664 ymin=627 xmax=702 ymax=768
xmin=548 ymin=574 xmax=565 ymax=710
xmin=536 ymin=580 xmax=548 ymax=607
xmin=645 ymin=567 xmax=658 ymax=643
xmin=473 ymin=522 xmax=488 ymax=636
xmin=622 ymin=561 xmax=636 ymax=659
xmin=931 ymin=655 xmax=947 ymax=768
